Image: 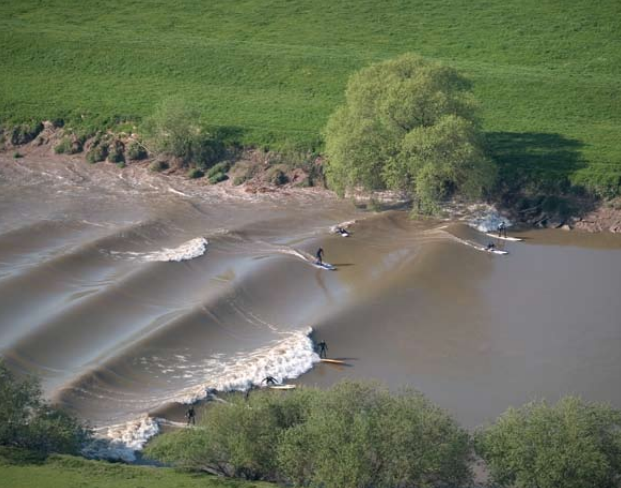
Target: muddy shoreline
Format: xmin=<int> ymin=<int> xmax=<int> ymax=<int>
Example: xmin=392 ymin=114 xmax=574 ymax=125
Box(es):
xmin=2 ymin=122 xmax=620 ymax=233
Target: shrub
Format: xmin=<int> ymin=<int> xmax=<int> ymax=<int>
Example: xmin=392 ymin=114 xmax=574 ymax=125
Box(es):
xmin=233 ymin=175 xmax=248 ymax=186
xmin=149 ymin=160 xmax=168 ymax=172
xmin=476 ymin=397 xmax=621 ymax=488
xmin=324 ymin=53 xmax=495 ymax=210
xmin=142 ymin=98 xmax=224 ymax=167
xmin=54 ymin=136 xmax=82 ymax=155
xmin=126 ymin=141 xmax=147 ymax=160
xmin=187 ymin=168 xmax=204 ymax=179
xmin=266 ymin=166 xmax=289 ymax=186
xmin=206 ymin=161 xmax=231 ymax=179
xmin=86 ymin=143 xmax=108 ymax=164
xmin=10 ymin=121 xmax=44 ymax=145
xmin=107 ymin=141 xmax=124 ymax=163
xmin=0 ymin=361 xmax=90 ymax=455
xmin=209 ymin=172 xmax=228 ymax=184
xmin=146 ymin=382 xmax=472 ymax=487
xmin=12 ymin=152 xmax=23 ymax=159
xmin=117 ymin=161 xmax=126 ymax=169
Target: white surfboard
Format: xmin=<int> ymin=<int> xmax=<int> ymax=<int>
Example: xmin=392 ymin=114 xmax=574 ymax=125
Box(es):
xmin=479 ymin=246 xmax=509 ymax=255
xmin=313 ymin=261 xmax=337 ymax=270
xmin=485 ymin=233 xmax=523 ymax=242
xmin=320 ymin=358 xmax=347 ymax=365
xmin=269 ymin=384 xmax=296 ymax=390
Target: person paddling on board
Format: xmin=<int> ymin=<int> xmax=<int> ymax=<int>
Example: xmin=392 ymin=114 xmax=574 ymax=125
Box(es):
xmin=315 ymin=248 xmax=324 ymax=265
xmin=317 ymin=340 xmax=328 ymax=358
xmin=185 ymin=405 xmax=196 ymax=426
xmin=498 ymin=221 xmax=507 ymax=238
xmin=263 ymin=375 xmax=277 ymax=386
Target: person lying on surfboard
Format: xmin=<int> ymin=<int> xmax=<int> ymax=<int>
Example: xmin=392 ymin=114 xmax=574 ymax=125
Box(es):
xmin=315 ymin=248 xmax=324 ymax=264
xmin=263 ymin=375 xmax=277 ymax=386
xmin=498 ymin=221 xmax=507 ymax=238
xmin=317 ymin=340 xmax=328 ymax=358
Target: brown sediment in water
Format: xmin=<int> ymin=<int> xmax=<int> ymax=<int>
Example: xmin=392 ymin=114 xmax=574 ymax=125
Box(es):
xmin=1 ymin=153 xmax=621 ymax=454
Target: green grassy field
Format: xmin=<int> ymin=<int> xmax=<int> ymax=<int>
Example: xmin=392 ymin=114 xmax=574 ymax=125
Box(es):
xmin=1 ymin=0 xmax=620 ymax=192
xmin=0 ymin=448 xmax=271 ymax=488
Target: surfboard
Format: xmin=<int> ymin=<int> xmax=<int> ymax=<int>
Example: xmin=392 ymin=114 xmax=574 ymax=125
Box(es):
xmin=340 ymin=232 xmax=350 ymax=237
xmin=269 ymin=384 xmax=296 ymax=390
xmin=479 ymin=246 xmax=509 ymax=255
xmin=313 ymin=261 xmax=337 ymax=270
xmin=485 ymin=233 xmax=523 ymax=242
xmin=320 ymin=358 xmax=346 ymax=365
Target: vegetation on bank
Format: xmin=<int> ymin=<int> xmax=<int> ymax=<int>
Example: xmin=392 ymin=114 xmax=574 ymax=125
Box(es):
xmin=1 ymin=0 xmax=620 ymax=196
xmin=3 ymin=360 xmax=621 ymax=488
xmin=0 ymin=361 xmax=90 ymax=456
xmin=324 ymin=54 xmax=495 ymax=213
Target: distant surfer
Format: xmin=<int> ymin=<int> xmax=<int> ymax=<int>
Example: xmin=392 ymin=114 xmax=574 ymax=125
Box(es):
xmin=315 ymin=248 xmax=324 ymax=265
xmin=486 ymin=242 xmax=496 ymax=251
xmin=337 ymin=227 xmax=348 ymax=236
xmin=317 ymin=340 xmax=328 ymax=358
xmin=185 ymin=405 xmax=196 ymax=426
xmin=263 ymin=375 xmax=277 ymax=386
xmin=498 ymin=221 xmax=507 ymax=238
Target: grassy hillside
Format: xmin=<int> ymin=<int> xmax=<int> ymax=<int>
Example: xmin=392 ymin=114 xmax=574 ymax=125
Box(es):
xmin=0 ymin=448 xmax=271 ymax=488
xmin=1 ymin=0 xmax=620 ymax=192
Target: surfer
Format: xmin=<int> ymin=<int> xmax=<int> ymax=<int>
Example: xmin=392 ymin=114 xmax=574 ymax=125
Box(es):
xmin=337 ymin=226 xmax=348 ymax=236
xmin=263 ymin=375 xmax=277 ymax=386
xmin=486 ymin=242 xmax=496 ymax=251
xmin=315 ymin=248 xmax=324 ymax=264
xmin=498 ymin=221 xmax=507 ymax=238
xmin=185 ymin=405 xmax=196 ymax=426
xmin=317 ymin=340 xmax=328 ymax=358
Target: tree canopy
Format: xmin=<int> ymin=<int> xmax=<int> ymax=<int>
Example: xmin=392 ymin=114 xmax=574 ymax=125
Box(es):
xmin=324 ymin=53 xmax=496 ymax=212
xmin=476 ymin=397 xmax=621 ymax=488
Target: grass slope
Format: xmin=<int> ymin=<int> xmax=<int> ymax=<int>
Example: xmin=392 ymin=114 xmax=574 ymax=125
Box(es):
xmin=1 ymin=0 xmax=620 ymax=191
xmin=0 ymin=448 xmax=271 ymax=488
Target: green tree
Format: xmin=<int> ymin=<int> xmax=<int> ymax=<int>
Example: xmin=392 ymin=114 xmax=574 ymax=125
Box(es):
xmin=324 ymin=53 xmax=496 ymax=212
xmin=0 ymin=361 xmax=90 ymax=455
xmin=475 ymin=397 xmax=621 ymax=488
xmin=277 ymin=381 xmax=472 ymax=488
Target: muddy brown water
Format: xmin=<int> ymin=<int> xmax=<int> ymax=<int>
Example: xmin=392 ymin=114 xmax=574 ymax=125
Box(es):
xmin=1 ymin=155 xmax=620 ymax=448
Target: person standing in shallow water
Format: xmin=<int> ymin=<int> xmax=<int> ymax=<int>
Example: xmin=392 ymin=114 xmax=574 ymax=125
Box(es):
xmin=317 ymin=340 xmax=328 ymax=358
xmin=315 ymin=248 xmax=324 ymax=264
xmin=186 ymin=405 xmax=196 ymax=426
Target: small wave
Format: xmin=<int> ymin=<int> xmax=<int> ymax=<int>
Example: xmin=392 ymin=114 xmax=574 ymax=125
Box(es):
xmin=144 ymin=237 xmax=208 ymax=262
xmin=83 ymin=416 xmax=160 ymax=463
xmin=330 ymin=219 xmax=357 ymax=234
xmin=467 ymin=206 xmax=512 ymax=233
xmin=85 ymin=328 xmax=319 ymax=462
xmin=108 ymin=237 xmax=209 ymax=263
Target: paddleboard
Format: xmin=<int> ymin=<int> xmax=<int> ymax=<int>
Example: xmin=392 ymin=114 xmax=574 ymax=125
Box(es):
xmin=313 ymin=261 xmax=337 ymax=270
xmin=321 ymin=358 xmax=346 ymax=365
xmin=485 ymin=233 xmax=523 ymax=242
xmin=269 ymin=385 xmax=296 ymax=390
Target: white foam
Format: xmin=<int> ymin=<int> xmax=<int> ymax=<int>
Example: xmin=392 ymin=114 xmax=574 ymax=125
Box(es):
xmin=467 ymin=207 xmax=512 ymax=233
xmin=86 ymin=328 xmax=319 ymax=462
xmin=83 ymin=416 xmax=160 ymax=463
xmin=141 ymin=237 xmax=207 ymax=262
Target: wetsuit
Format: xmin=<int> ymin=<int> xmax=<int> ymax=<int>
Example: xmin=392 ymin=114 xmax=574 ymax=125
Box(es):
xmin=263 ymin=376 xmax=277 ymax=386
xmin=318 ymin=341 xmax=328 ymax=358
xmin=316 ymin=248 xmax=324 ymax=264
xmin=186 ymin=406 xmax=196 ymax=425
xmin=498 ymin=222 xmax=506 ymax=238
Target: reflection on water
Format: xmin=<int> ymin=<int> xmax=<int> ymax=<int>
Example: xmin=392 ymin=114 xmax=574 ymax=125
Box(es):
xmin=1 ymin=154 xmax=621 ymax=452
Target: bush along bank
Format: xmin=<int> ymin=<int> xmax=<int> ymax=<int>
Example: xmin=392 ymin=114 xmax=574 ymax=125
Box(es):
xmin=0 ymin=118 xmax=326 ymax=193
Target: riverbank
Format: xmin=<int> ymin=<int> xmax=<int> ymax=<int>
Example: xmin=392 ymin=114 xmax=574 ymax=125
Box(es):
xmin=3 ymin=123 xmax=620 ymax=233
xmin=0 ymin=448 xmax=272 ymax=488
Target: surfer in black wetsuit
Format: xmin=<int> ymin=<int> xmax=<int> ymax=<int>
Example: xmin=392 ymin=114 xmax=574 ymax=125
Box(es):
xmin=498 ymin=221 xmax=507 ymax=238
xmin=185 ymin=405 xmax=196 ymax=426
xmin=486 ymin=242 xmax=496 ymax=251
xmin=317 ymin=340 xmax=328 ymax=358
xmin=263 ymin=375 xmax=277 ymax=386
xmin=315 ymin=248 xmax=324 ymax=264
